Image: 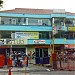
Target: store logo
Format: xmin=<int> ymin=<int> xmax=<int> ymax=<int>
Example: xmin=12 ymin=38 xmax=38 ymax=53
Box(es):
xmin=33 ymin=40 xmax=45 ymax=44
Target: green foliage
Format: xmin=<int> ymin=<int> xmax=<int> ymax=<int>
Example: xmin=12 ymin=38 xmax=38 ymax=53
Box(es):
xmin=0 ymin=0 xmax=3 ymax=7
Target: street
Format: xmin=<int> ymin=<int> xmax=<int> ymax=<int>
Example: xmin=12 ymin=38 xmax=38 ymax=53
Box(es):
xmin=0 ymin=70 xmax=75 ymax=75
xmin=0 ymin=59 xmax=75 ymax=75
xmin=0 ymin=63 xmax=75 ymax=75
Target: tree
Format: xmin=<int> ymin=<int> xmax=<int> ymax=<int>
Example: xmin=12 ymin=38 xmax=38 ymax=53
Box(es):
xmin=0 ymin=0 xmax=3 ymax=7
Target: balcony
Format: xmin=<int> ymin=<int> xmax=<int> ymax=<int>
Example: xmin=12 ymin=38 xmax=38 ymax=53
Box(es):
xmin=0 ymin=25 xmax=52 ymax=31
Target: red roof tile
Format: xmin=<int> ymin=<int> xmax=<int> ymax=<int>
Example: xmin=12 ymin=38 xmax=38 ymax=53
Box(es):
xmin=0 ymin=8 xmax=53 ymax=14
xmin=0 ymin=8 xmax=75 ymax=15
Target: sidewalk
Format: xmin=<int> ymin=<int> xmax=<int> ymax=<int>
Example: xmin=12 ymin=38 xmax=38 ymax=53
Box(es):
xmin=0 ymin=64 xmax=47 ymax=72
xmin=0 ymin=64 xmax=47 ymax=75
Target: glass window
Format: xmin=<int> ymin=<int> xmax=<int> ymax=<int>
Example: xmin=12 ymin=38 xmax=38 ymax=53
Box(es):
xmin=1 ymin=17 xmax=11 ymax=24
xmin=28 ymin=18 xmax=38 ymax=25
xmin=54 ymin=31 xmax=65 ymax=38
xmin=63 ymin=32 xmax=74 ymax=39
xmin=28 ymin=18 xmax=51 ymax=26
xmin=65 ymin=19 xmax=74 ymax=26
xmin=17 ymin=18 xmax=26 ymax=25
xmin=39 ymin=32 xmax=49 ymax=39
xmin=0 ymin=31 xmax=11 ymax=38
xmin=43 ymin=48 xmax=48 ymax=57
xmin=54 ymin=18 xmax=64 ymax=26
xmin=40 ymin=48 xmax=42 ymax=57
xmin=42 ymin=19 xmax=51 ymax=26
xmin=35 ymin=48 xmax=40 ymax=57
xmin=1 ymin=17 xmax=17 ymax=25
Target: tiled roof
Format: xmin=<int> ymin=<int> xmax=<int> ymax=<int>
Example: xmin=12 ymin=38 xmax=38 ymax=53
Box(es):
xmin=0 ymin=8 xmax=53 ymax=14
xmin=0 ymin=8 xmax=75 ymax=15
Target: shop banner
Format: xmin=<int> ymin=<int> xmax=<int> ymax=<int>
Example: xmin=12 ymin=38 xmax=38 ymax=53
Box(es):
xmin=68 ymin=27 xmax=75 ymax=31
xmin=33 ymin=40 xmax=45 ymax=44
xmin=65 ymin=44 xmax=75 ymax=48
xmin=15 ymin=32 xmax=39 ymax=39
xmin=6 ymin=39 xmax=27 ymax=45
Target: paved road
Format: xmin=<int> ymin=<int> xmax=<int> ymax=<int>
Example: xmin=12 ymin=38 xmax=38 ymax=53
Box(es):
xmin=0 ymin=70 xmax=75 ymax=75
xmin=0 ymin=60 xmax=75 ymax=75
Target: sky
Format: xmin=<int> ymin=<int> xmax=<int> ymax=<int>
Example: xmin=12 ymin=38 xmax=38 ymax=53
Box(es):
xmin=1 ymin=0 xmax=75 ymax=13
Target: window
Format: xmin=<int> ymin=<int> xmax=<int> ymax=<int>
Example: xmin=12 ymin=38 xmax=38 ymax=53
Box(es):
xmin=28 ymin=18 xmax=38 ymax=25
xmin=28 ymin=18 xmax=51 ymax=26
xmin=54 ymin=18 xmax=64 ymax=26
xmin=39 ymin=32 xmax=49 ymax=39
xmin=1 ymin=17 xmax=11 ymax=24
xmin=65 ymin=19 xmax=74 ymax=26
xmin=63 ymin=32 xmax=75 ymax=39
xmin=17 ymin=18 xmax=26 ymax=25
xmin=1 ymin=17 xmax=17 ymax=25
xmin=43 ymin=48 xmax=48 ymax=57
xmin=42 ymin=19 xmax=51 ymax=26
xmin=38 ymin=19 xmax=42 ymax=25
xmin=0 ymin=31 xmax=11 ymax=38
xmin=54 ymin=31 xmax=65 ymax=38
xmin=11 ymin=18 xmax=16 ymax=24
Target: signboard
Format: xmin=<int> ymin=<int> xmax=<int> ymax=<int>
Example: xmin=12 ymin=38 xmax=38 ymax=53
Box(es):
xmin=15 ymin=32 xmax=39 ymax=39
xmin=33 ymin=40 xmax=45 ymax=44
xmin=0 ymin=39 xmax=6 ymax=45
xmin=7 ymin=39 xmax=27 ymax=45
xmin=68 ymin=27 xmax=75 ymax=31
xmin=65 ymin=44 xmax=75 ymax=48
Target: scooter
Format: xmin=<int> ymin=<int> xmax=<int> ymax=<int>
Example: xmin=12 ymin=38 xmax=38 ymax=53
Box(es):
xmin=14 ymin=60 xmax=23 ymax=67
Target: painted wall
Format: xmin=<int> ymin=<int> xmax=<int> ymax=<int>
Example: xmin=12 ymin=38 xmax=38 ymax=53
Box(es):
xmin=0 ymin=25 xmax=52 ymax=31
xmin=0 ymin=13 xmax=51 ymax=18
xmin=1 ymin=13 xmax=75 ymax=19
xmin=28 ymin=39 xmax=75 ymax=44
xmin=27 ymin=46 xmax=35 ymax=55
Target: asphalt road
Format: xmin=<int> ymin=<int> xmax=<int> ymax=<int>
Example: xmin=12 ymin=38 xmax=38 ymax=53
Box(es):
xmin=0 ymin=70 xmax=75 ymax=75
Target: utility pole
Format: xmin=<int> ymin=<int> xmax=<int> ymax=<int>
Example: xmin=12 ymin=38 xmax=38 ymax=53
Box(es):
xmin=10 ymin=32 xmax=12 ymax=59
xmin=51 ymin=18 xmax=57 ymax=70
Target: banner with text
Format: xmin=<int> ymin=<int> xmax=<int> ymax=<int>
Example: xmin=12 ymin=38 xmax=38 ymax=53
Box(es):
xmin=15 ymin=32 xmax=39 ymax=39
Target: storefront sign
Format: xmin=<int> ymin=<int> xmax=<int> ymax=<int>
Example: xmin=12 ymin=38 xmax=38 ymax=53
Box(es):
xmin=7 ymin=39 xmax=27 ymax=45
xmin=0 ymin=46 xmax=9 ymax=48
xmin=65 ymin=44 xmax=75 ymax=48
xmin=33 ymin=40 xmax=45 ymax=44
xmin=68 ymin=27 xmax=75 ymax=31
xmin=0 ymin=39 xmax=6 ymax=45
xmin=15 ymin=32 xmax=39 ymax=39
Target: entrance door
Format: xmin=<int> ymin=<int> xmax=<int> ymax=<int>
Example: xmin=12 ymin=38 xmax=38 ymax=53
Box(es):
xmin=35 ymin=48 xmax=49 ymax=64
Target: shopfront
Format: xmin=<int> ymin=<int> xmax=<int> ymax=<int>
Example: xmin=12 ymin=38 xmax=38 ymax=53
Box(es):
xmin=35 ymin=46 xmax=50 ymax=64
